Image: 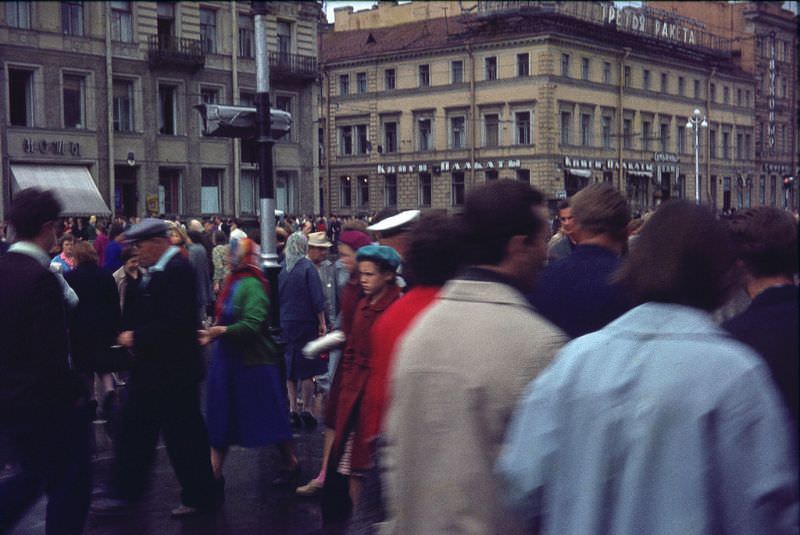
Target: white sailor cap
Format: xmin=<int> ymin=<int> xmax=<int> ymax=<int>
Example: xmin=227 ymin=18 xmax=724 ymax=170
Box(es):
xmin=366 ymin=209 xmax=421 ymax=235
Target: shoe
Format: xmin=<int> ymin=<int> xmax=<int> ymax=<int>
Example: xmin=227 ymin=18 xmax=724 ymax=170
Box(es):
xmin=91 ymin=497 xmax=131 ymax=515
xmin=170 ymin=504 xmax=201 ymax=517
xmin=296 ymin=477 xmax=324 ymax=496
xmin=300 ymin=411 xmax=317 ymax=429
xmin=272 ymin=463 xmax=301 ymax=486
xmin=214 ymin=476 xmax=225 ymax=507
xmin=289 ymin=411 xmax=301 ymax=429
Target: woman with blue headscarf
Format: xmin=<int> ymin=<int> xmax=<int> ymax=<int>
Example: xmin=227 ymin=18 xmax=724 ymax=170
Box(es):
xmin=279 ymin=232 xmax=327 ymax=428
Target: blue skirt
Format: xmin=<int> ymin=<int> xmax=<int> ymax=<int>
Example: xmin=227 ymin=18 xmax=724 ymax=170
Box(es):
xmin=282 ymin=320 xmax=328 ymax=382
xmin=206 ymin=340 xmax=291 ymax=449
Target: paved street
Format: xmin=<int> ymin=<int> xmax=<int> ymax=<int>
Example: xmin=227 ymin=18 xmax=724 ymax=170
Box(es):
xmin=9 ymin=406 xmax=335 ymax=535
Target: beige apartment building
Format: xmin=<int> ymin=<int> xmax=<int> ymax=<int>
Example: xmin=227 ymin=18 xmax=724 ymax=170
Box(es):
xmin=1 ymin=1 xmax=323 ymax=223
xmin=320 ymin=1 xmax=759 ymax=215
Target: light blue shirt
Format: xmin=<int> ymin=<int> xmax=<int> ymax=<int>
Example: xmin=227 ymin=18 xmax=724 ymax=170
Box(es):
xmin=140 ymin=245 xmax=180 ymax=289
xmin=497 ymin=302 xmax=798 ymax=535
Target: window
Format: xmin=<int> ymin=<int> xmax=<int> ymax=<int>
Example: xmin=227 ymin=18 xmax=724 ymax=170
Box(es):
xmin=643 ymin=69 xmax=650 ymax=90
xmin=339 ymin=74 xmax=349 ymax=96
xmin=8 ymin=68 xmax=34 ymax=126
xmin=710 ymin=83 xmax=716 ymax=102
xmin=485 ymin=170 xmax=498 ymax=181
xmin=641 ymin=120 xmax=651 ymax=151
xmin=770 ymin=176 xmax=777 ymax=206
xmin=624 ymin=66 xmax=631 ymax=87
xmin=113 ymin=79 xmax=134 ymax=132
xmin=660 ymin=123 xmax=668 ymax=152
xmin=450 ymin=116 xmax=465 ymax=148
xmin=709 ymin=129 xmax=716 ymax=158
xmin=601 ymin=115 xmax=611 ymax=149
xmin=158 ymin=84 xmax=177 ymax=135
xmin=484 ymin=113 xmax=499 ymax=147
xmin=693 ymin=79 xmax=700 ymax=98
xmin=201 ymin=87 xmax=219 ymax=105
xmin=238 ymin=14 xmax=254 ymax=57
xmin=158 ymin=169 xmax=182 ymax=214
xmin=517 ymin=53 xmax=529 ymax=77
xmin=276 ymin=21 xmax=291 ymax=55
xmin=723 ymin=131 xmax=730 ymax=159
xmin=661 ymin=72 xmax=668 ymax=92
xmin=339 ymin=126 xmax=353 ymax=155
xmin=201 ymin=169 xmax=222 ymax=214
xmin=580 ymin=113 xmax=592 ymax=146
xmin=451 ymin=60 xmax=463 ymax=84
xmin=744 ymin=133 xmax=751 ymax=159
xmin=384 ymin=69 xmax=395 ymax=90
xmin=736 ymin=88 xmax=742 ymax=106
xmin=356 ymin=124 xmax=369 ymax=154
xmin=623 ymin=118 xmax=632 ymax=149
xmin=63 ymin=74 xmax=85 ymax=129
xmin=723 ymin=86 xmax=729 ymax=104
xmin=603 ymin=62 xmax=611 ymax=84
xmin=418 ymin=117 xmax=432 ymax=151
xmin=199 ymin=8 xmax=216 ymax=54
xmin=745 ymin=90 xmax=751 ymax=106
xmin=515 ymin=111 xmax=531 ymax=145
xmin=6 ymin=2 xmax=31 ymax=29
xmin=275 ymin=95 xmax=292 ymax=140
xmin=240 ymin=170 xmax=258 ymax=215
xmin=516 ymin=169 xmax=530 ymax=183
xmin=383 ymin=121 xmax=397 ymax=153
xmin=384 ymin=174 xmax=397 ymax=207
xmin=239 ymin=91 xmax=254 ymax=106
xmin=111 ymin=1 xmax=133 ymax=42
xmin=736 ymin=133 xmax=743 ymax=160
xmin=677 ymin=125 xmax=685 ymax=154
xmin=485 ymin=57 xmax=497 ymax=81
xmin=678 ymin=76 xmax=685 ymax=96
xmin=418 ymin=64 xmax=430 ymax=88
xmin=451 ymin=171 xmax=465 ymax=206
xmin=781 ymin=78 xmax=787 ymax=99
xmin=62 ymin=1 xmax=83 ymax=36
xmin=356 ymin=72 xmax=367 ymax=94
xmin=560 ymin=111 xmax=571 ymax=145
xmin=418 ymin=173 xmax=432 ymax=207
xmin=581 ymin=58 xmax=590 ymax=81
xmin=561 ymin=54 xmax=570 ymax=77
xmin=759 ymin=175 xmax=766 ymax=205
xmin=339 ymin=176 xmax=352 ymax=208
xmin=357 ymin=176 xmax=369 ymax=207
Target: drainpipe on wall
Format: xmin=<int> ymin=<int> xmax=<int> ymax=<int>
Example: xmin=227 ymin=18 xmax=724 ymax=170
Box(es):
xmin=618 ymin=47 xmax=631 ymax=194
xmin=706 ymin=66 xmax=717 ymax=205
xmin=468 ymin=44 xmax=476 ymax=189
xmin=105 ymin=2 xmax=115 ymax=217
xmin=231 ymin=3 xmax=240 ymax=218
xmin=326 ymin=68 xmax=332 ymax=215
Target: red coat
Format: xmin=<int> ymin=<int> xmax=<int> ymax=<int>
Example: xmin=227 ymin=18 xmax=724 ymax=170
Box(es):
xmin=357 ymin=286 xmax=440 ymax=457
xmin=330 ymin=283 xmax=401 ymax=471
xmin=324 ymin=276 xmax=361 ymax=428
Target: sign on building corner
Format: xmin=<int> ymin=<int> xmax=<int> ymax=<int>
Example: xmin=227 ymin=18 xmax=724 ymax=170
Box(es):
xmin=22 ymin=138 xmax=81 ymax=157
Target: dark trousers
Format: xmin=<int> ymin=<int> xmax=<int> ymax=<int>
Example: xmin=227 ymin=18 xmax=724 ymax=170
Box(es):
xmin=0 ymin=406 xmax=91 ymax=535
xmin=110 ymin=380 xmax=216 ymax=509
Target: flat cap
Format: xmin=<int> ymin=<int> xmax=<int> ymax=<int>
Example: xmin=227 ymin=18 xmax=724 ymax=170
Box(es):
xmin=124 ymin=218 xmax=170 ymax=242
xmin=367 ymin=209 xmax=420 ymax=234
xmin=356 ymin=244 xmax=401 ymax=270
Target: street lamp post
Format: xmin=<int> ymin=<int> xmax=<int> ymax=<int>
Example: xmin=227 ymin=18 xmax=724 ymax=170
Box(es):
xmin=685 ymin=108 xmax=708 ymax=204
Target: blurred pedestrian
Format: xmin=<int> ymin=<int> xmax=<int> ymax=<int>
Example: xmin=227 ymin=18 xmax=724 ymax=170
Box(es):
xmin=279 ymin=232 xmax=328 ymax=428
xmin=382 ymin=180 xmax=566 ymax=535
xmin=50 ymin=233 xmax=76 ymax=274
xmin=202 ymin=238 xmax=299 ymax=493
xmin=112 ymin=247 xmax=144 ymax=312
xmin=94 ymin=222 xmax=109 ymax=267
xmin=498 ymin=200 xmax=798 ymax=535
xmin=0 ymin=188 xmax=91 ymax=535
xmin=547 ymin=199 xmax=577 ymax=263
xmin=724 ymin=207 xmax=799 ymax=426
xmin=102 ymin=223 xmax=125 ymax=273
xmin=211 ymin=230 xmax=230 ymax=296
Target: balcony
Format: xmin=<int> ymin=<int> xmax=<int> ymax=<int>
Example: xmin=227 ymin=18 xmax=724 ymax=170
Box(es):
xmin=148 ymin=35 xmax=205 ymax=72
xmin=269 ymin=51 xmax=318 ymax=80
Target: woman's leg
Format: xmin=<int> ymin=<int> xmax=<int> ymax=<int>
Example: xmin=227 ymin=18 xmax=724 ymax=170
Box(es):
xmin=210 ymin=446 xmax=228 ymax=479
xmin=287 ymin=379 xmax=298 ymax=414
xmin=300 ymin=378 xmax=316 ymax=416
xmin=278 ymin=440 xmax=299 ymax=470
xmin=349 ymin=474 xmax=364 ymax=507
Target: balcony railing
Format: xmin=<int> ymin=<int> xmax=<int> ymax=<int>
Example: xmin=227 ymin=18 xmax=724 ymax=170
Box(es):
xmin=269 ymin=51 xmax=318 ymax=80
xmin=147 ymin=35 xmax=205 ymax=72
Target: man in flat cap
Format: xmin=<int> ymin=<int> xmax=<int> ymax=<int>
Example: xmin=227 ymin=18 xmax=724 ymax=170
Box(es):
xmin=94 ymin=218 xmax=219 ymax=517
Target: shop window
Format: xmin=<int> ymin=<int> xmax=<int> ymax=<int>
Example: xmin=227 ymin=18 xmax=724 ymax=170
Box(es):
xmin=516 ymin=169 xmax=530 ymax=183
xmin=158 ymin=169 xmax=182 ymax=215
xmin=418 ymin=172 xmax=432 ymax=207
xmin=384 ymin=174 xmax=397 ymax=207
xmin=240 ymin=170 xmax=258 ymax=215
xmin=485 ymin=170 xmax=498 ymax=181
xmin=452 ymin=171 xmax=465 ymax=206
xmin=201 ymin=168 xmax=222 ymax=214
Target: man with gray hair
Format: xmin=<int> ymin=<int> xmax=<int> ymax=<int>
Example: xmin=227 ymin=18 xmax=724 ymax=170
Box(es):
xmin=528 ymin=182 xmax=632 ymax=338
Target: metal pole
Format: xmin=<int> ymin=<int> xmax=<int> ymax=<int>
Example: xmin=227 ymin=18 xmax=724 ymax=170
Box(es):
xmin=694 ymin=125 xmax=700 ymax=204
xmin=253 ymin=2 xmax=277 ymax=267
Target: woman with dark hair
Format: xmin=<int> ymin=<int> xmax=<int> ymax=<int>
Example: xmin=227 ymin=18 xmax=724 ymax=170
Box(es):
xmin=499 ymin=201 xmax=798 ymax=535
xmin=102 ymin=223 xmax=126 ymax=273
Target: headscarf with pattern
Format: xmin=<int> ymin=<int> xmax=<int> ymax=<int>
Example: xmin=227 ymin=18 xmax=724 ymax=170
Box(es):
xmin=284 ymin=231 xmax=308 ymax=273
xmin=215 ymin=238 xmax=270 ymax=322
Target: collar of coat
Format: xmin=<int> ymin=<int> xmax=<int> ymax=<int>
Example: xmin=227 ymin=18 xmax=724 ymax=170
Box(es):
xmin=359 ymin=283 xmax=402 ymax=314
xmin=439 ymin=278 xmax=534 ymax=311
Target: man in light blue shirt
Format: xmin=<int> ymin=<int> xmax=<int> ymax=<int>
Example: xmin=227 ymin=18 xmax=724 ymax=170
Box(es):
xmin=498 ymin=201 xmax=798 ymax=535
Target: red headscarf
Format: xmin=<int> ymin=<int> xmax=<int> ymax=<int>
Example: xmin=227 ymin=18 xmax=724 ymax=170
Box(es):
xmin=214 ymin=238 xmax=270 ymax=322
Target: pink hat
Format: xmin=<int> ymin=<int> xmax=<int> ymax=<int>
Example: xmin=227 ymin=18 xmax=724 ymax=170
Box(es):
xmin=339 ymin=230 xmax=371 ymax=251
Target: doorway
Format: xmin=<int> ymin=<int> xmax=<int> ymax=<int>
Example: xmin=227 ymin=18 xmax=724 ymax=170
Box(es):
xmin=114 ymin=165 xmax=138 ymax=218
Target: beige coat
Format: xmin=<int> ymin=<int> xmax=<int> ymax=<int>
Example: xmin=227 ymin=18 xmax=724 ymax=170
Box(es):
xmin=381 ymin=278 xmax=567 ymax=535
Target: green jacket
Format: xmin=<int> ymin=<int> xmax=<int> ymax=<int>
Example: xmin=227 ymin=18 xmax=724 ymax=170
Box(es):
xmin=224 ymin=276 xmax=279 ymax=366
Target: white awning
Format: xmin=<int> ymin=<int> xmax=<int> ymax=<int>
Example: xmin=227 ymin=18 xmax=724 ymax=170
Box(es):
xmin=566 ymin=168 xmax=592 ymax=178
xmin=627 ymin=170 xmax=653 ymax=179
xmin=11 ymin=164 xmax=111 ymax=217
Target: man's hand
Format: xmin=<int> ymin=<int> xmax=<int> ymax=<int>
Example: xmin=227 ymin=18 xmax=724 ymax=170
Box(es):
xmin=117 ymin=331 xmax=134 ymax=348
xmin=318 ymin=322 xmax=327 ymax=337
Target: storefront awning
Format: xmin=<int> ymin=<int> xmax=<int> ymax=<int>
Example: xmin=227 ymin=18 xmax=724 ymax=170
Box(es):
xmin=627 ymin=171 xmax=653 ymax=179
xmin=566 ymin=168 xmax=592 ymax=178
xmin=10 ymin=164 xmax=111 ymax=217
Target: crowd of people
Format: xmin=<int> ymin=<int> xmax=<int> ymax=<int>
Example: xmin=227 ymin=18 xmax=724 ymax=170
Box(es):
xmin=0 ymin=182 xmax=797 ymax=534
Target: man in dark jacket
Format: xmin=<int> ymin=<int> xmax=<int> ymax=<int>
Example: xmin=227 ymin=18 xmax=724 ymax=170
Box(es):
xmin=0 ymin=187 xmax=91 ymax=535
xmin=723 ymin=207 xmax=798 ymax=427
xmin=94 ymin=218 xmax=219 ymax=517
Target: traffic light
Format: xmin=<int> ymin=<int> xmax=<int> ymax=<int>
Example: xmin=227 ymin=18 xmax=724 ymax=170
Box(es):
xmin=193 ymin=104 xmax=291 ymax=140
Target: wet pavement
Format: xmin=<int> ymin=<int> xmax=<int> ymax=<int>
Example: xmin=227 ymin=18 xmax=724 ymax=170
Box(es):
xmin=9 ymin=403 xmax=337 ymax=535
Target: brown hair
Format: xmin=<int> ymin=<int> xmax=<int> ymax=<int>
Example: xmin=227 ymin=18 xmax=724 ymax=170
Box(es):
xmin=728 ymin=207 xmax=798 ymax=278
xmin=72 ymin=240 xmax=98 ymax=266
xmin=571 ymin=183 xmax=630 ymax=240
